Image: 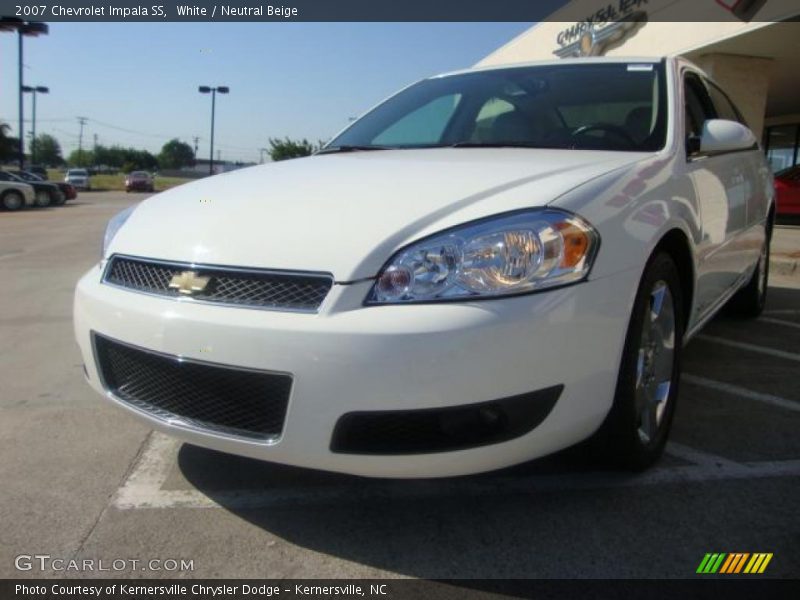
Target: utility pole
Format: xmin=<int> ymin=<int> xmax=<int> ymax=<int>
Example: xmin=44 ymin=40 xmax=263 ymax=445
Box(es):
xmin=77 ymin=116 xmax=88 ymax=165
xmin=192 ymin=136 xmax=199 ymax=159
xmin=93 ymin=133 xmax=98 ymax=152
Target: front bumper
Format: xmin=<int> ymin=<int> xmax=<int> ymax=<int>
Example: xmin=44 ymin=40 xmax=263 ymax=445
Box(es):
xmin=74 ymin=264 xmax=638 ymax=477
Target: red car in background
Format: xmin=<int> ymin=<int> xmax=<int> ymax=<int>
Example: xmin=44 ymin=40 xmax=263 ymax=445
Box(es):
xmin=774 ymin=165 xmax=800 ymax=215
xmin=125 ymin=171 xmax=155 ymax=193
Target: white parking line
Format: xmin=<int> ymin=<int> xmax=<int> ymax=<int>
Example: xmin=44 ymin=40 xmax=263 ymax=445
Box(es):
xmin=683 ymin=374 xmax=800 ymax=413
xmin=665 ymin=441 xmax=742 ymax=468
xmin=697 ymin=335 xmax=800 ymax=363
xmin=759 ymin=317 xmax=800 ymax=331
xmin=112 ymin=433 xmax=800 ymax=510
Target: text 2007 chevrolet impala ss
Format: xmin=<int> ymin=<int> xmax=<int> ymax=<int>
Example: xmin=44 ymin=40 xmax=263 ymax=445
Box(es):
xmin=75 ymin=57 xmax=774 ymax=477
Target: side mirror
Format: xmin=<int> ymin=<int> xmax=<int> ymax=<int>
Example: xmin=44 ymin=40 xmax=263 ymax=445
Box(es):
xmin=699 ymin=119 xmax=756 ymax=154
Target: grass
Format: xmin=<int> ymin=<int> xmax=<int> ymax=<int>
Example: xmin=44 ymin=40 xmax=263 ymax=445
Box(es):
xmin=47 ymin=169 xmax=194 ymax=192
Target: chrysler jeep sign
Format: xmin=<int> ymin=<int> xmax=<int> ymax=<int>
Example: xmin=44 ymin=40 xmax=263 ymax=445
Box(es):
xmin=555 ymin=0 xmax=648 ymax=58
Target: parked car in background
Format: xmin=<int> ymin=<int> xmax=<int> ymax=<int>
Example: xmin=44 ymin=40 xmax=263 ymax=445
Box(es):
xmin=774 ymin=165 xmax=800 ymax=216
xmin=125 ymin=171 xmax=155 ymax=193
xmin=12 ymin=170 xmax=73 ymax=205
xmin=76 ymin=57 xmax=774 ymax=478
xmin=65 ymin=168 xmax=91 ymax=191
xmin=0 ymin=170 xmax=62 ymax=207
xmin=27 ymin=165 xmax=48 ymax=179
xmin=59 ymin=182 xmax=78 ymax=201
xmin=0 ymin=177 xmax=35 ymax=211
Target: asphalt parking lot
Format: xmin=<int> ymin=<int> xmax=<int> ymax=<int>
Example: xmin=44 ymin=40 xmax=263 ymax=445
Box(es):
xmin=1 ymin=191 xmax=798 ymax=581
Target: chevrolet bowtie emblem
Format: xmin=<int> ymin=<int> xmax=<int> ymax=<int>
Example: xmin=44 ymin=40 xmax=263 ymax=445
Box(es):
xmin=169 ymin=270 xmax=211 ymax=295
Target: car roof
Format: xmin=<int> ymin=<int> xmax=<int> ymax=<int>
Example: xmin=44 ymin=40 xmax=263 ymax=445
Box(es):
xmin=433 ymin=56 xmax=668 ymax=79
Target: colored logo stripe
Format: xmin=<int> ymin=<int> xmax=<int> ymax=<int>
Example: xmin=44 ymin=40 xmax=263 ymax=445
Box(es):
xmin=697 ymin=552 xmax=773 ymax=574
xmin=720 ymin=553 xmax=749 ymax=573
xmin=697 ymin=553 xmax=726 ymax=573
xmin=744 ymin=553 xmax=773 ymax=574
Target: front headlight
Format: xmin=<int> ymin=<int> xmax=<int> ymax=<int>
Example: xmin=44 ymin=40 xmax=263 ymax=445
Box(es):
xmin=367 ymin=209 xmax=599 ymax=304
xmin=102 ymin=205 xmax=137 ymax=258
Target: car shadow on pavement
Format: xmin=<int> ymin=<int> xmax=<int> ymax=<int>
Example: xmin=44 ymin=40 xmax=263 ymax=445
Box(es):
xmin=176 ymin=442 xmax=636 ymax=579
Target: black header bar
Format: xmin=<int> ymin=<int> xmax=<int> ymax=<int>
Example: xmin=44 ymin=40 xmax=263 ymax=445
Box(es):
xmin=1 ymin=0 xmax=798 ymax=22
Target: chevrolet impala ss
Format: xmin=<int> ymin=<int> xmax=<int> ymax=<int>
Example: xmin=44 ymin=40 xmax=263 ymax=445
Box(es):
xmin=75 ymin=57 xmax=773 ymax=477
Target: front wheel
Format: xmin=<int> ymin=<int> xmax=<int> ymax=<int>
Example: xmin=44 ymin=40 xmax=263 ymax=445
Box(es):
xmin=35 ymin=190 xmax=51 ymax=208
xmin=1 ymin=191 xmax=24 ymax=211
xmin=590 ymin=252 xmax=684 ymax=470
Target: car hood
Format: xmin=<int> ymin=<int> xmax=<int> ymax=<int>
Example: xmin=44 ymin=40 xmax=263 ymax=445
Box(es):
xmin=110 ymin=148 xmax=651 ymax=281
xmin=1 ymin=181 xmax=32 ymax=193
xmin=29 ymin=181 xmax=58 ymax=191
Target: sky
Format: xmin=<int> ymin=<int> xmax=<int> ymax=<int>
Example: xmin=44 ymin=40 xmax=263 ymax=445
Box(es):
xmin=0 ymin=22 xmax=534 ymax=164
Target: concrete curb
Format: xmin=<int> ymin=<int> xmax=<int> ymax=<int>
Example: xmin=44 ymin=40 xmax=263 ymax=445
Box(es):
xmin=771 ymin=255 xmax=799 ymax=278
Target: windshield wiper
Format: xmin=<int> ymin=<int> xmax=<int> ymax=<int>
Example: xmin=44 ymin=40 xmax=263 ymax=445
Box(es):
xmin=316 ymin=145 xmax=394 ymax=155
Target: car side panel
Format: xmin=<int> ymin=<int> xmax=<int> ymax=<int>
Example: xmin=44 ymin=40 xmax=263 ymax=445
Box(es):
xmin=688 ymin=152 xmax=756 ymax=319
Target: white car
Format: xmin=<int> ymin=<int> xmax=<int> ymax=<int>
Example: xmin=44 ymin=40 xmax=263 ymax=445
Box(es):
xmin=0 ymin=178 xmax=36 ymax=211
xmin=75 ymin=57 xmax=773 ymax=477
xmin=65 ymin=168 xmax=91 ymax=191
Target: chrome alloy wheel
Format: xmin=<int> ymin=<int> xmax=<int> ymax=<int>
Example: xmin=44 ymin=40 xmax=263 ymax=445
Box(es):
xmin=635 ymin=280 xmax=676 ymax=444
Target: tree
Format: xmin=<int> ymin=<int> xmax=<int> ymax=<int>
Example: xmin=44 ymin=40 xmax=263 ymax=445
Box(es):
xmin=31 ymin=134 xmax=63 ymax=166
xmin=88 ymin=144 xmax=159 ymax=172
xmin=267 ymin=137 xmax=319 ymax=161
xmin=159 ymin=139 xmax=195 ymax=169
xmin=67 ymin=149 xmax=94 ymax=167
xmin=0 ymin=122 xmax=19 ymax=163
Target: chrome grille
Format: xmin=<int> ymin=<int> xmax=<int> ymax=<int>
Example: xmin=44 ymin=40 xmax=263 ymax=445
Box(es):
xmin=94 ymin=334 xmax=292 ymax=441
xmin=104 ymin=255 xmax=332 ymax=312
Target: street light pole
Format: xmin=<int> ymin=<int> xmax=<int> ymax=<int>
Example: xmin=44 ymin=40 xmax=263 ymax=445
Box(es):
xmin=210 ymin=87 xmax=216 ymax=175
xmin=3 ymin=20 xmax=49 ymax=169
xmin=22 ymin=85 xmax=48 ymax=164
xmin=198 ymin=85 xmax=229 ymax=175
xmin=18 ymin=30 xmax=23 ymax=168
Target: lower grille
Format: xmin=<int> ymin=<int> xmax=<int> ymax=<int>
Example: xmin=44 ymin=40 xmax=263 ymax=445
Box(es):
xmin=331 ymin=385 xmax=563 ymax=455
xmin=94 ymin=334 xmax=292 ymax=441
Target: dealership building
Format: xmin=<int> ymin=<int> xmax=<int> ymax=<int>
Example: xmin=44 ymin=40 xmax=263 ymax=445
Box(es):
xmin=478 ymin=0 xmax=800 ymax=172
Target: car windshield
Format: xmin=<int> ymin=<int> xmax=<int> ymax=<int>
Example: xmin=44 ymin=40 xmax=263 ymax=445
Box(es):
xmin=69 ymin=170 xmax=88 ymax=176
xmin=327 ymin=62 xmax=667 ymax=153
xmin=2 ymin=171 xmax=25 ymax=182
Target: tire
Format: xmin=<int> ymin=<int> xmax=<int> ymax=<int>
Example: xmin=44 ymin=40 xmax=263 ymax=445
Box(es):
xmin=589 ymin=252 xmax=684 ymax=470
xmin=52 ymin=192 xmax=66 ymax=206
xmin=727 ymin=228 xmax=770 ymax=318
xmin=35 ymin=190 xmax=51 ymax=208
xmin=1 ymin=190 xmax=24 ymax=211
